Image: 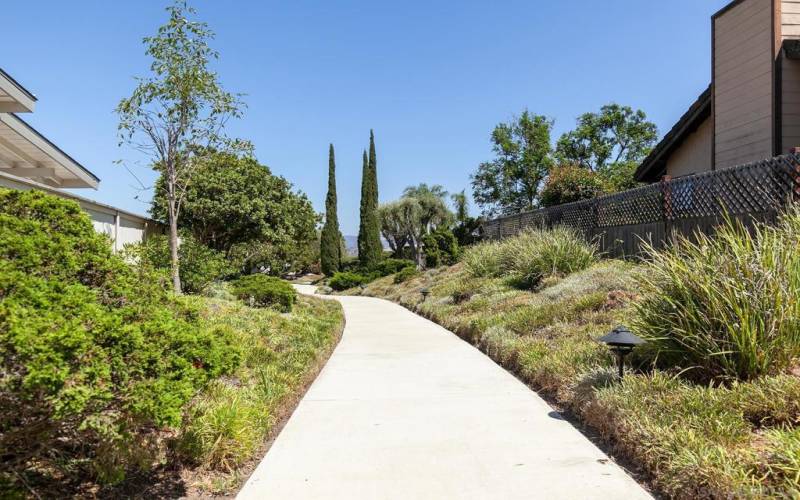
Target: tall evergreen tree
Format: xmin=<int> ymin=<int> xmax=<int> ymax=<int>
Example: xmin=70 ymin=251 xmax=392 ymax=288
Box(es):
xmin=357 ymin=149 xmax=368 ymax=260
xmin=320 ymin=144 xmax=342 ymax=275
xmin=358 ymin=131 xmax=382 ymax=266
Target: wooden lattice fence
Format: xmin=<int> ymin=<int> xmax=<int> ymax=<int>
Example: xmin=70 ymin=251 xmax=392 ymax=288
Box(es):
xmin=481 ymin=154 xmax=800 ymax=257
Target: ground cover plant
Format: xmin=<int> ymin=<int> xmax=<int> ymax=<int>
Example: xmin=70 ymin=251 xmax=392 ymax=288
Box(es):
xmin=345 ymin=218 xmax=800 ymax=499
xmin=178 ymin=291 xmax=343 ymax=494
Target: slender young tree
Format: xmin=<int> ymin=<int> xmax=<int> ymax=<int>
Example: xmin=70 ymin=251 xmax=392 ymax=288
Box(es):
xmin=359 ymin=130 xmax=382 ymax=266
xmin=320 ymin=144 xmax=342 ymax=275
xmin=116 ymin=0 xmax=247 ymax=293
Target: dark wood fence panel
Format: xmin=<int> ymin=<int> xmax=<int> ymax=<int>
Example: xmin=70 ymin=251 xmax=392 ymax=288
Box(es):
xmin=482 ymin=154 xmax=800 ymax=256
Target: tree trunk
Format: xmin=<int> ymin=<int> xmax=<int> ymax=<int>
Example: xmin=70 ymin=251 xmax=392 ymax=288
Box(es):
xmin=167 ymin=201 xmax=182 ymax=294
xmin=409 ymin=238 xmax=424 ymax=270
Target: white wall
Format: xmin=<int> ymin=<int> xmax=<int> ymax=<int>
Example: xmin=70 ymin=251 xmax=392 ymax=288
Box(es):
xmin=0 ymin=171 xmax=164 ymax=250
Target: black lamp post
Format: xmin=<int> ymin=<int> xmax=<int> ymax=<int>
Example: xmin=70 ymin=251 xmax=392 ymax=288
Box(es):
xmin=421 ymin=288 xmax=430 ymax=301
xmin=598 ymin=325 xmax=645 ymax=380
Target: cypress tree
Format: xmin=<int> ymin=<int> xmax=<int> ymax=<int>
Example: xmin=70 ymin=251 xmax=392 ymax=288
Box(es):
xmin=320 ymin=144 xmax=342 ymax=275
xmin=358 ymin=130 xmax=382 ymax=266
xmin=357 ymin=149 xmax=371 ymax=263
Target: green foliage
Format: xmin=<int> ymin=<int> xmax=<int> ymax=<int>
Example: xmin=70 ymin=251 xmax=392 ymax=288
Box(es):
xmin=453 ymin=217 xmax=481 ymax=247
xmin=502 ymin=227 xmax=598 ymax=289
xmin=0 ymin=188 xmax=239 ymax=487
xmin=380 ymin=184 xmax=453 ymax=266
xmin=540 ymin=164 xmax=607 ymax=207
xmin=230 ymin=275 xmax=297 ymax=312
xmin=116 ymin=0 xmax=248 ymax=293
xmin=633 ymin=210 xmax=800 ymax=382
xmin=328 ymin=271 xmax=370 ymax=291
xmin=321 ymin=144 xmax=342 ymax=275
xmin=358 ymin=131 xmax=382 ymax=267
xmin=394 ymin=266 xmax=420 ymax=284
xmin=422 ymin=228 xmax=460 ymax=268
xmin=451 ymin=189 xmax=470 ymax=225
xmin=555 ymin=104 xmax=656 ymax=192
xmin=176 ymin=293 xmax=342 ymax=489
xmin=462 ymin=241 xmax=505 ymax=278
xmin=151 ymin=151 xmax=318 ymax=264
xmin=471 ymin=111 xmax=554 ymax=217
xmin=369 ymin=258 xmax=415 ymax=276
xmin=462 ymin=227 xmax=597 ymax=288
xmin=131 ymin=233 xmax=232 ymax=294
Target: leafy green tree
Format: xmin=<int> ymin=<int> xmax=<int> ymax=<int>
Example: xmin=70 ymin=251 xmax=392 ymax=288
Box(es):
xmin=378 ymin=186 xmax=453 ymax=268
xmin=451 ymin=189 xmax=469 ymax=225
xmin=555 ymin=104 xmax=657 ymax=191
xmin=450 ymin=189 xmax=480 ymax=246
xmin=131 ymin=232 xmax=233 ymax=294
xmin=151 ymin=151 xmax=318 ymax=273
xmin=540 ymin=164 xmax=608 ymax=207
xmin=358 ymin=131 xmax=382 ymax=266
xmin=403 ymin=183 xmax=454 ymax=233
xmin=378 ymin=201 xmax=410 ymax=257
xmin=320 ymin=144 xmax=342 ymax=275
xmin=471 ymin=111 xmax=554 ymax=217
xmin=116 ymin=0 xmax=247 ymax=294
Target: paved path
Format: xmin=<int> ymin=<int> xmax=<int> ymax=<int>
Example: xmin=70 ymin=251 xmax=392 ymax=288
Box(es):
xmin=238 ymin=286 xmax=651 ymax=500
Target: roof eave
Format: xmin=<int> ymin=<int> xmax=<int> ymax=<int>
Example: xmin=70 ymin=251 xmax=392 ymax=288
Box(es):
xmin=635 ymin=85 xmax=712 ymax=183
xmin=0 ymin=113 xmax=99 ymax=188
xmin=0 ymin=68 xmax=37 ymax=113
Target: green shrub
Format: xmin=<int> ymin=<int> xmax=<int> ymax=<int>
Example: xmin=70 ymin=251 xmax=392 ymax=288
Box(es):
xmin=540 ymin=164 xmax=606 ymax=207
xmin=328 ymin=271 xmax=370 ymax=291
xmin=0 ymin=188 xmax=239 ymax=486
xmin=230 ymin=274 xmax=296 ymax=312
xmin=422 ymin=228 xmax=460 ymax=268
xmin=634 ymin=210 xmax=800 ymax=382
xmin=369 ymin=258 xmax=415 ymax=277
xmin=131 ymin=233 xmax=233 ymax=294
xmin=394 ymin=266 xmax=420 ymax=284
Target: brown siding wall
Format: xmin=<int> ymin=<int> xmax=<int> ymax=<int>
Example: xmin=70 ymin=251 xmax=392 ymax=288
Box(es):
xmin=666 ymin=116 xmax=713 ymax=177
xmin=782 ymin=1 xmax=800 ymax=150
xmin=714 ymin=0 xmax=775 ymax=169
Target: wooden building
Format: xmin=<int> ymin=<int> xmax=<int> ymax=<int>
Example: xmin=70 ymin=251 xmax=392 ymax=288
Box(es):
xmin=636 ymin=0 xmax=800 ymax=182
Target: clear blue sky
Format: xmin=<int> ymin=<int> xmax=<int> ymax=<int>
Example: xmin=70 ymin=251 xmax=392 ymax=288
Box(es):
xmin=2 ymin=1 xmax=729 ymax=234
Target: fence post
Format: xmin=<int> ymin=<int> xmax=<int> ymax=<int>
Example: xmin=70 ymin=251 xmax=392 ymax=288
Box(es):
xmin=660 ymin=175 xmax=673 ymax=247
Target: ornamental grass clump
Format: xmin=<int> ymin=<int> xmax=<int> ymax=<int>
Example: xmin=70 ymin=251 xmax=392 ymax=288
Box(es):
xmin=502 ymin=226 xmax=598 ymax=289
xmin=462 ymin=240 xmax=505 ymax=278
xmin=463 ymin=227 xmax=597 ymax=288
xmin=634 ymin=209 xmax=800 ymax=382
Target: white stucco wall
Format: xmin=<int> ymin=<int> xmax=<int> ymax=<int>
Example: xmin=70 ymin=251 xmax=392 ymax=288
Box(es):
xmin=0 ymin=171 xmax=164 ymax=250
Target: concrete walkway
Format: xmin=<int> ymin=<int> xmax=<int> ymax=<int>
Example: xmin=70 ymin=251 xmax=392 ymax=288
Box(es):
xmin=238 ymin=286 xmax=651 ymax=500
